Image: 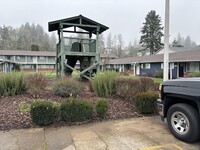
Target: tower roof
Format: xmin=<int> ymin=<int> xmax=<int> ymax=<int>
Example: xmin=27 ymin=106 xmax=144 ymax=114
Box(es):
xmin=48 ymin=15 xmax=109 ymax=34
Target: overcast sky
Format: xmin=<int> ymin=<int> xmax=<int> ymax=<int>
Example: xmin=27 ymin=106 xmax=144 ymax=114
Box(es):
xmin=1 ymin=0 xmax=200 ymax=45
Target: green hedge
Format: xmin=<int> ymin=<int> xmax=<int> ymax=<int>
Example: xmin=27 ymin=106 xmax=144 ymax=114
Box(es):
xmin=135 ymin=91 xmax=158 ymax=114
xmin=30 ymin=100 xmax=60 ymax=125
xmin=95 ymin=99 xmax=109 ymax=118
xmin=61 ymin=98 xmax=93 ymax=122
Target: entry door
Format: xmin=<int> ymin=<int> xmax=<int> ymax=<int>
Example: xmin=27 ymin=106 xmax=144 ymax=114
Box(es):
xmin=179 ymin=63 xmax=185 ymax=77
xmin=136 ymin=65 xmax=140 ymax=75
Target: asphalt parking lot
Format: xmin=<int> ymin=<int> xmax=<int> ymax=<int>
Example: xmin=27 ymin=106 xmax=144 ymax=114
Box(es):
xmin=0 ymin=116 xmax=200 ymax=150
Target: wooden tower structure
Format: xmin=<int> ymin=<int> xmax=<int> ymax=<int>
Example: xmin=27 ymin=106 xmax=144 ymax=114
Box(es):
xmin=48 ymin=15 xmax=109 ymax=80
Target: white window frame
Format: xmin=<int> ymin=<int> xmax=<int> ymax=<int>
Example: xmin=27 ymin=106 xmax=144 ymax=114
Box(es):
xmin=161 ymin=63 xmax=164 ymax=69
xmin=186 ymin=62 xmax=199 ymax=72
xmin=141 ymin=63 xmax=150 ymax=69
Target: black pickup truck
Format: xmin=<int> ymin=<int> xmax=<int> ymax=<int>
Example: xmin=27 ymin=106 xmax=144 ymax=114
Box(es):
xmin=157 ymin=78 xmax=200 ymax=142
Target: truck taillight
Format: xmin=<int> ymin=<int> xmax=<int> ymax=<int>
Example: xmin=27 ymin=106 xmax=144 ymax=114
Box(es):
xmin=159 ymin=84 xmax=162 ymax=91
xmin=159 ymin=84 xmax=162 ymax=98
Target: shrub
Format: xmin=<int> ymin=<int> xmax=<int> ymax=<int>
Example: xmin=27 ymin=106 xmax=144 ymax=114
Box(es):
xmin=19 ymin=102 xmax=31 ymax=113
xmin=25 ymin=73 xmax=48 ymax=97
xmin=153 ymin=83 xmax=160 ymax=91
xmin=115 ymin=77 xmax=141 ymax=101
xmin=12 ymin=64 xmax=21 ymax=71
xmin=61 ymin=98 xmax=93 ymax=122
xmin=92 ymin=71 xmax=119 ymax=97
xmin=139 ymin=77 xmax=155 ymax=92
xmin=135 ymin=91 xmax=158 ymax=114
xmin=0 ymin=72 xmax=26 ymax=96
xmin=95 ymin=99 xmax=109 ymax=118
xmin=53 ymin=78 xmax=82 ymax=97
xmin=44 ymin=72 xmax=56 ymax=79
xmin=187 ymin=72 xmax=200 ymax=77
xmin=120 ymin=72 xmax=129 ymax=76
xmin=30 ymin=100 xmax=60 ymax=126
xmin=156 ymin=69 xmax=163 ymax=78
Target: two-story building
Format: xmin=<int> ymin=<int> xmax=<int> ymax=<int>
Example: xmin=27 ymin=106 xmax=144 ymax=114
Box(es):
xmin=0 ymin=50 xmax=56 ymax=72
xmin=0 ymin=50 xmax=118 ymax=73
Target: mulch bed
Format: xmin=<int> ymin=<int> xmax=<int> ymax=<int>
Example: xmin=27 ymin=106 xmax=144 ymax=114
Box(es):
xmin=0 ymin=89 xmax=143 ymax=131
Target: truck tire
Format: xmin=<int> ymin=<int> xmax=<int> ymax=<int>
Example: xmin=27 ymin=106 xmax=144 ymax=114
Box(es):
xmin=167 ymin=103 xmax=200 ymax=143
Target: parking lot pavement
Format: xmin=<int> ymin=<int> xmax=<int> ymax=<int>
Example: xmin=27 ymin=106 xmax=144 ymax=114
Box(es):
xmin=0 ymin=116 xmax=200 ymax=150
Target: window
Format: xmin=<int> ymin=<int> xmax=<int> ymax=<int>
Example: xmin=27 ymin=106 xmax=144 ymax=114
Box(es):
xmin=186 ymin=62 xmax=199 ymax=72
xmin=47 ymin=57 xmax=55 ymax=63
xmin=38 ymin=56 xmax=46 ymax=62
xmin=161 ymin=63 xmax=174 ymax=69
xmin=161 ymin=63 xmax=164 ymax=69
xmin=27 ymin=56 xmax=33 ymax=62
xmin=141 ymin=63 xmax=150 ymax=69
xmin=15 ymin=56 xmax=25 ymax=62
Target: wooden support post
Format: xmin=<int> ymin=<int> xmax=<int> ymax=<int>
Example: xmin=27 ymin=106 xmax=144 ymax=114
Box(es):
xmin=60 ymin=23 xmax=65 ymax=77
xmin=96 ymin=27 xmax=100 ymax=72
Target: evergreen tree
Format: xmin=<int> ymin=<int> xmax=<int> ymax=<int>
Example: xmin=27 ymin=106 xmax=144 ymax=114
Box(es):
xmin=140 ymin=10 xmax=164 ymax=55
xmin=172 ymin=39 xmax=183 ymax=47
xmin=0 ymin=23 xmax=57 ymax=51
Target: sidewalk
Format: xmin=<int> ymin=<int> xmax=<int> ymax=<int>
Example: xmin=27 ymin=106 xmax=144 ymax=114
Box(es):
xmin=0 ymin=116 xmax=199 ymax=150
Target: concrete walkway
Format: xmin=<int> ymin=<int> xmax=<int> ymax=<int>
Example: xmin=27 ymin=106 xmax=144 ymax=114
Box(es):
xmin=0 ymin=116 xmax=200 ymax=150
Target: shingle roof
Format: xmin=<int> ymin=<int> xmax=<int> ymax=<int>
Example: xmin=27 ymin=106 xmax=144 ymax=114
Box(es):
xmin=0 ymin=59 xmax=16 ymax=64
xmin=156 ymin=45 xmax=200 ymax=54
xmin=0 ymin=50 xmax=117 ymax=59
xmin=100 ymin=53 xmax=118 ymax=59
xmin=48 ymin=15 xmax=109 ymax=34
xmin=0 ymin=50 xmax=56 ymax=56
xmin=109 ymin=50 xmax=200 ymax=64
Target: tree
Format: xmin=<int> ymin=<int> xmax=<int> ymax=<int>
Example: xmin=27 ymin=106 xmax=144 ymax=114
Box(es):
xmin=117 ymin=34 xmax=124 ymax=57
xmin=172 ymin=39 xmax=183 ymax=47
xmin=0 ymin=23 xmax=57 ymax=51
xmin=140 ymin=10 xmax=164 ymax=55
xmin=106 ymin=32 xmax=112 ymax=53
xmin=127 ymin=40 xmax=141 ymax=57
xmin=0 ymin=25 xmax=17 ymax=49
xmin=98 ymin=34 xmax=105 ymax=54
xmin=173 ymin=33 xmax=197 ymax=48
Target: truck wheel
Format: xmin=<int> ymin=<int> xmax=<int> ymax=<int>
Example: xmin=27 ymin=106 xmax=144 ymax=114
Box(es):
xmin=167 ymin=103 xmax=200 ymax=143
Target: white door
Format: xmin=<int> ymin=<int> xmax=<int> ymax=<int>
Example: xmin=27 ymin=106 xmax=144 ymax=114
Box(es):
xmin=136 ymin=65 xmax=140 ymax=75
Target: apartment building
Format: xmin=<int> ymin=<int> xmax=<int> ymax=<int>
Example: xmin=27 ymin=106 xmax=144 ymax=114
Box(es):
xmin=0 ymin=50 xmax=118 ymax=73
xmin=0 ymin=50 xmax=56 ymax=72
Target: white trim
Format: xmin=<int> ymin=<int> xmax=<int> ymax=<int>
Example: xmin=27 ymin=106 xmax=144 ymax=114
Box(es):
xmin=177 ymin=62 xmax=179 ymax=78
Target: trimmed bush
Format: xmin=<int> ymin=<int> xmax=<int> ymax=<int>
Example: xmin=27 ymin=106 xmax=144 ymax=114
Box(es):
xmin=187 ymin=72 xmax=200 ymax=77
xmin=53 ymin=78 xmax=82 ymax=97
xmin=135 ymin=91 xmax=158 ymax=114
xmin=156 ymin=69 xmax=163 ymax=78
xmin=95 ymin=99 xmax=109 ymax=118
xmin=25 ymin=73 xmax=48 ymax=97
xmin=0 ymin=72 xmax=26 ymax=96
xmin=139 ymin=77 xmax=154 ymax=92
xmin=30 ymin=100 xmax=60 ymax=126
xmin=92 ymin=71 xmax=119 ymax=97
xmin=61 ymin=98 xmax=93 ymax=122
xmin=115 ymin=77 xmax=141 ymax=101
